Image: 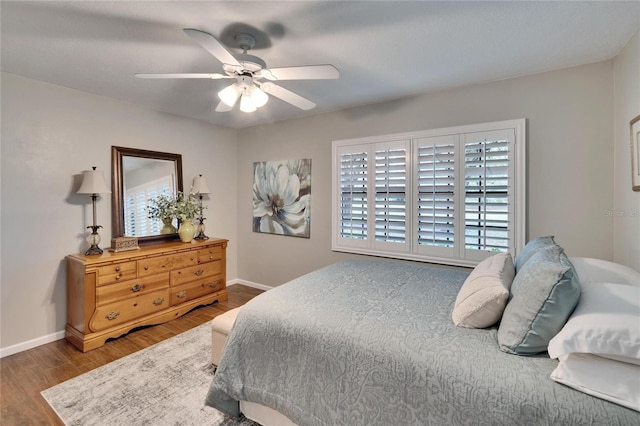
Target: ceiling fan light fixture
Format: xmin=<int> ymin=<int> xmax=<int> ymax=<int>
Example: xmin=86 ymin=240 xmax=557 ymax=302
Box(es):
xmin=218 ymin=84 xmax=240 ymax=107
xmin=240 ymin=92 xmax=257 ymax=113
xmin=249 ymin=85 xmax=269 ymax=108
xmin=138 ymin=28 xmax=339 ymax=114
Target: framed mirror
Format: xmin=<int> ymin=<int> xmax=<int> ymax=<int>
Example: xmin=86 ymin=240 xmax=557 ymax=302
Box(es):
xmin=112 ymin=146 xmax=183 ymax=245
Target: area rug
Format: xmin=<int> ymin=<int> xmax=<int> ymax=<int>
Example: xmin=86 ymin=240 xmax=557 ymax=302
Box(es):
xmin=41 ymin=323 xmax=256 ymax=426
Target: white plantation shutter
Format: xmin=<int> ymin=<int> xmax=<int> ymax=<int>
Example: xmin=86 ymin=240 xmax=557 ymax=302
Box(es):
xmin=124 ymin=175 xmax=173 ymax=237
xmin=415 ymin=135 xmax=457 ymax=257
xmin=463 ymin=130 xmax=514 ymax=261
xmin=332 ymin=119 xmax=525 ymax=267
xmin=337 ymin=148 xmax=369 ymax=247
xmin=135 ymin=192 xmax=150 ymax=235
xmin=125 ymin=194 xmax=138 ymax=236
xmin=373 ymin=140 xmax=410 ymax=252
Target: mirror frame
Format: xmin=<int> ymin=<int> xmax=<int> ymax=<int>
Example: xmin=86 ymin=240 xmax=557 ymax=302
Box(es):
xmin=111 ymin=146 xmax=183 ymax=245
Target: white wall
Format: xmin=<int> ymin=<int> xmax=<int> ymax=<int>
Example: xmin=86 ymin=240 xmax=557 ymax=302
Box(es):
xmin=0 ymin=72 xmax=238 ymax=351
xmin=613 ymin=29 xmax=640 ymax=271
xmin=236 ymin=61 xmax=615 ymax=286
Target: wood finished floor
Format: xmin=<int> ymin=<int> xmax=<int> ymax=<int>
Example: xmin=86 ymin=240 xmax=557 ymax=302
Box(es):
xmin=0 ymin=284 xmax=264 ymax=425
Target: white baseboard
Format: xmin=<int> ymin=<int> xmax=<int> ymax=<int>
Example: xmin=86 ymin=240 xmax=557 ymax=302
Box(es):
xmin=227 ymin=278 xmax=274 ymax=292
xmin=0 ymin=330 xmax=66 ymax=358
xmin=1 ymin=278 xmax=272 ymax=358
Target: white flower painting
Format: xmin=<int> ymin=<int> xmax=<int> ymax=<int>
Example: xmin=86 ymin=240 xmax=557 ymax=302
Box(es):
xmin=253 ymin=159 xmax=311 ymax=238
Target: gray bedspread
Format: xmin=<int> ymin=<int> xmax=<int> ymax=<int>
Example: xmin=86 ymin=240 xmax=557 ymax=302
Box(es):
xmin=206 ymin=259 xmax=638 ymax=425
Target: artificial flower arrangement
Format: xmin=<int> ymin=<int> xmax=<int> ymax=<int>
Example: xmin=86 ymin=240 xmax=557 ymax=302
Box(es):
xmin=147 ymin=193 xmax=176 ymax=223
xmin=147 ymin=192 xmax=204 ymax=222
xmin=174 ymin=191 xmax=201 ymax=221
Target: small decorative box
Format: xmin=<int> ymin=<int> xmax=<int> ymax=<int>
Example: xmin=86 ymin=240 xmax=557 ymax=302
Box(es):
xmin=111 ymin=237 xmax=139 ymax=252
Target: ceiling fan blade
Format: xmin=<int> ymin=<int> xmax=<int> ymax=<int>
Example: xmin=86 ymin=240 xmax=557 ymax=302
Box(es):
xmin=215 ymin=100 xmax=233 ymax=112
xmin=223 ymin=63 xmax=243 ymax=74
xmin=264 ymin=84 xmax=316 ymax=110
xmin=135 ymin=73 xmax=229 ymax=79
xmin=183 ymin=28 xmax=241 ymax=67
xmin=262 ymin=65 xmax=339 ymax=81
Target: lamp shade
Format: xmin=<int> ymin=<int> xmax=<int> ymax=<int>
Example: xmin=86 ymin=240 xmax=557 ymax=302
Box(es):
xmin=191 ymin=175 xmax=211 ymax=195
xmin=218 ymin=84 xmax=240 ymax=107
xmin=239 ymin=93 xmax=257 ymax=113
xmin=249 ymin=85 xmax=269 ymax=108
xmin=77 ymin=167 xmax=111 ymax=194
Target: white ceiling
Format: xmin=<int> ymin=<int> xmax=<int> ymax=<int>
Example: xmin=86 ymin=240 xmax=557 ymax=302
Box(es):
xmin=2 ymin=1 xmax=639 ymax=129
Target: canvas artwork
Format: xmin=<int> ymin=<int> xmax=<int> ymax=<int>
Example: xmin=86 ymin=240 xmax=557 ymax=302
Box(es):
xmin=253 ymin=159 xmax=311 ymax=238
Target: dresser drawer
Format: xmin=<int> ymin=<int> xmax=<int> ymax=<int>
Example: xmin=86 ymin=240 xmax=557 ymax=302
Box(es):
xmin=171 ymin=251 xmax=199 ymax=269
xmin=96 ymin=272 xmax=169 ymax=306
xmin=170 ymin=276 xmax=225 ymax=306
xmin=138 ymin=252 xmax=197 ymax=278
xmin=89 ymin=288 xmax=170 ymax=332
xmin=170 ymin=261 xmax=222 ymax=287
xmin=96 ymin=261 xmax=137 ymax=286
xmin=198 ymin=246 xmax=223 ymax=264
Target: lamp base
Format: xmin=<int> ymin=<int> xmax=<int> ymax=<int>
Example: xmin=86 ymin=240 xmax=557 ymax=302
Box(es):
xmin=85 ymin=244 xmax=104 ymax=255
xmin=85 ymin=225 xmax=104 ymax=255
xmin=194 ymin=217 xmax=209 ymax=240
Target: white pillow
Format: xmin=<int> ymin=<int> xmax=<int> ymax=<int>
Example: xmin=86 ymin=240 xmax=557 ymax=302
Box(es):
xmin=452 ymin=253 xmax=515 ymax=328
xmin=569 ymin=257 xmax=640 ymax=287
xmin=551 ymin=353 xmax=640 ymax=412
xmin=602 ymin=354 xmax=640 ymax=366
xmin=548 ymin=282 xmax=640 ymax=361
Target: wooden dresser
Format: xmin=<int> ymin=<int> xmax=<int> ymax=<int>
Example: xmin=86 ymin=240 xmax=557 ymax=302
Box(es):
xmin=66 ymin=238 xmax=228 ymax=352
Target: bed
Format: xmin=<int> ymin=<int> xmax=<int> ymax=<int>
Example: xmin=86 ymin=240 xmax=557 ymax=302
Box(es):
xmin=206 ymin=243 xmax=640 ymax=425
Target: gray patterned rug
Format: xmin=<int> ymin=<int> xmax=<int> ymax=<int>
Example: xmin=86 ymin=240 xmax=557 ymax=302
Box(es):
xmin=41 ymin=323 xmax=256 ymax=426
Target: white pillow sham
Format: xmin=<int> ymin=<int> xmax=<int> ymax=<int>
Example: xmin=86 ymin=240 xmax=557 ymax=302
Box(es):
xmin=452 ymin=253 xmax=514 ymax=328
xmin=548 ymin=282 xmax=640 ymax=361
xmin=551 ymin=353 xmax=640 ymax=412
xmin=569 ymin=257 xmax=640 ymax=287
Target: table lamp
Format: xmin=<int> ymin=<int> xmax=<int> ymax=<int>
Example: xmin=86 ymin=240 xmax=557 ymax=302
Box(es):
xmin=191 ymin=174 xmax=211 ymax=240
xmin=77 ymin=167 xmax=111 ymax=255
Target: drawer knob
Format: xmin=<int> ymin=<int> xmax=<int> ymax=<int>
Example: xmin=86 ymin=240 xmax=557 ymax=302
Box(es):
xmin=190 ymin=257 xmax=195 ymax=261
xmin=209 ymin=281 xmax=220 ymax=288
xmin=194 ymin=269 xmax=204 ymax=276
xmin=115 ymin=266 xmax=121 ymax=272
xmin=209 ymin=256 xmax=214 ymax=260
xmin=144 ymin=266 xmax=149 ymax=271
xmin=153 ymin=298 xmax=164 ymax=306
xmin=131 ymin=284 xmax=144 ymax=292
xmin=176 ymin=290 xmax=187 ymax=298
xmin=105 ymin=311 xmax=120 ymax=320
xmin=115 ymin=274 xmax=122 ymax=280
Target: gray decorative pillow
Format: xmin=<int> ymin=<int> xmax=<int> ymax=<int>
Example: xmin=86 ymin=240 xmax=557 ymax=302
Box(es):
xmin=498 ymin=246 xmax=581 ymax=355
xmin=513 ymin=235 xmax=557 ymax=273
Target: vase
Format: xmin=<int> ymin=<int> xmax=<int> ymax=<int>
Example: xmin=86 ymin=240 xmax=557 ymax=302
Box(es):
xmin=161 ymin=217 xmax=177 ymax=234
xmin=178 ymin=219 xmax=196 ymax=242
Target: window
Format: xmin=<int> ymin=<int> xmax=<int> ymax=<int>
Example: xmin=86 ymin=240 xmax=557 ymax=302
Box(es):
xmin=332 ymin=119 xmax=526 ymax=267
xmin=463 ymin=131 xmax=512 ymax=260
xmin=373 ymin=140 xmax=410 ymax=253
xmin=415 ymin=135 xmax=457 ymax=259
xmin=338 ymin=149 xmax=368 ymax=243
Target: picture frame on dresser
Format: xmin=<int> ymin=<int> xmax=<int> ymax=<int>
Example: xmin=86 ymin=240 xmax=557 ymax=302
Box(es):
xmin=631 ymin=114 xmax=640 ymax=192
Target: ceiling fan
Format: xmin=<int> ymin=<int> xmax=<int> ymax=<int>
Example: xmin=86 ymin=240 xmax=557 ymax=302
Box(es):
xmin=135 ymin=28 xmax=339 ymax=113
